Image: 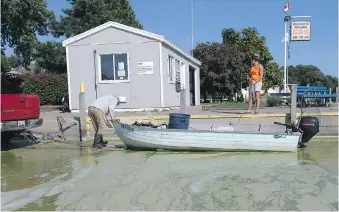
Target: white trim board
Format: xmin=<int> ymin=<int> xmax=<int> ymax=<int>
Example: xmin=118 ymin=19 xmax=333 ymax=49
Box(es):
xmin=195 ymin=68 xmax=200 ymax=106
xmin=71 ymin=107 xmax=178 ymax=113
xmin=159 ymin=42 xmax=164 ymax=107
xmin=68 ymin=40 xmax=158 ymax=46
xmin=66 ymin=46 xmax=72 ymax=110
xmin=62 ymin=21 xmax=201 ymax=66
xmin=167 ymin=55 xmax=175 ymax=84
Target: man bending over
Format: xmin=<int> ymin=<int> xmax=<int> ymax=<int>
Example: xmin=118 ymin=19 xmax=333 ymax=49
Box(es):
xmin=88 ymin=95 xmax=120 ymax=148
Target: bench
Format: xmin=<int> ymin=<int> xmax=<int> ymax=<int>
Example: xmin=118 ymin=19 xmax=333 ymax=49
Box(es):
xmin=297 ymin=86 xmax=338 ymax=107
xmin=297 ymin=86 xmax=327 ymax=97
xmin=270 ymin=86 xmax=338 ymax=107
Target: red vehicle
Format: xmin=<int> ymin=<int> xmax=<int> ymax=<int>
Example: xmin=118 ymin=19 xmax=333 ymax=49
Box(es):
xmin=1 ymin=94 xmax=43 ymax=142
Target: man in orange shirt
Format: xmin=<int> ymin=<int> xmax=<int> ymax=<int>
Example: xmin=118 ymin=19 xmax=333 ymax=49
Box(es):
xmin=247 ymin=54 xmax=264 ymax=114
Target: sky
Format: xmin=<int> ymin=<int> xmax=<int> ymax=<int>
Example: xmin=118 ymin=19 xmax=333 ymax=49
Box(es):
xmin=5 ymin=0 xmax=339 ymax=77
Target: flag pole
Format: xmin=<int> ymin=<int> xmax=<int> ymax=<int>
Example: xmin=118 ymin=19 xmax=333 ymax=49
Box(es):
xmin=284 ymin=20 xmax=288 ymax=92
xmin=283 ymin=0 xmax=291 ymax=92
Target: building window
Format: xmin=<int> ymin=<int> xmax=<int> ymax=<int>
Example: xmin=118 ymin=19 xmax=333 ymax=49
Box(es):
xmin=168 ymin=55 xmax=174 ymax=83
xmin=175 ymin=59 xmax=180 ymax=82
xmin=100 ymin=53 xmax=129 ymax=82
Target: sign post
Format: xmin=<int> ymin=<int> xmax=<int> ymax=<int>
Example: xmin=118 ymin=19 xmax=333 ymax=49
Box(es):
xmin=286 ymin=16 xmax=311 ymax=91
xmin=290 ymin=21 xmax=311 ymax=41
xmin=282 ymin=0 xmax=311 ymax=92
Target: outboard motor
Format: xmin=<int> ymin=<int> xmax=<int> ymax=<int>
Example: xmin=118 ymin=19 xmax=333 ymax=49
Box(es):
xmin=298 ymin=116 xmax=319 ymax=148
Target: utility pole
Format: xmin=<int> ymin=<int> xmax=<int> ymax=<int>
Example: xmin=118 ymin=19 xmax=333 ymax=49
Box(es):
xmin=191 ymin=0 xmax=194 ymax=55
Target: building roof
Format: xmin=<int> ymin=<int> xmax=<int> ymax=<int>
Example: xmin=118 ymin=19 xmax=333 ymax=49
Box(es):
xmin=62 ymin=21 xmax=201 ymax=66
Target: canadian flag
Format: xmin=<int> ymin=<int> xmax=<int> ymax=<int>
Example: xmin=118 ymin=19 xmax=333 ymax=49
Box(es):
xmin=284 ymin=1 xmax=290 ymax=12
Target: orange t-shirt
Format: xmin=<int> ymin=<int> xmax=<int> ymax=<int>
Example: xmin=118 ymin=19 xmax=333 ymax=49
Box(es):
xmin=250 ymin=64 xmax=262 ymax=82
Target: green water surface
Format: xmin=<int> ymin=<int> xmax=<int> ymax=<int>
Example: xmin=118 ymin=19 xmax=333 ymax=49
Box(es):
xmin=1 ymin=140 xmax=338 ymax=211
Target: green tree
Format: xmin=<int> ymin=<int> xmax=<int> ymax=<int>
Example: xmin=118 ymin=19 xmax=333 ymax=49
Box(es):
xmin=1 ymin=0 xmax=55 ymax=67
xmin=193 ymin=42 xmax=246 ymax=101
xmin=34 ymin=41 xmax=67 ymax=73
xmin=288 ymin=65 xmax=327 ymax=86
xmin=51 ymin=0 xmax=143 ymax=38
xmin=238 ymin=28 xmax=273 ymax=66
xmin=222 ymin=27 xmax=278 ymax=90
xmin=1 ymin=54 xmax=21 ymax=74
xmin=1 ymin=53 xmax=23 ymax=94
xmin=221 ymin=28 xmax=241 ymax=45
xmin=263 ymin=62 xmax=283 ymax=91
xmin=222 ymin=27 xmax=273 ymax=66
xmin=325 ymin=75 xmax=338 ymax=92
xmin=287 ymin=65 xmax=338 ymax=93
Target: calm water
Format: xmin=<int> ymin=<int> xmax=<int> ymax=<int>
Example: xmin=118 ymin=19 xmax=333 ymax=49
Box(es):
xmin=1 ymin=141 xmax=338 ymax=211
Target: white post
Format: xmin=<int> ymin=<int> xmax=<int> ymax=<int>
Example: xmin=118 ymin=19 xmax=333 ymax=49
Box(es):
xmin=289 ymin=84 xmax=297 ymax=125
xmin=283 ymin=21 xmax=288 ymax=93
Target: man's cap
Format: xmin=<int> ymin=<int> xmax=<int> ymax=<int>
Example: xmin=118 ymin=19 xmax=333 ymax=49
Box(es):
xmin=113 ymin=95 xmax=121 ymax=104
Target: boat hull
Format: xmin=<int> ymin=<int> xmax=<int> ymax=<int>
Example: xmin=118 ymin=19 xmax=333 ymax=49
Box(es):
xmin=112 ymin=122 xmax=301 ymax=152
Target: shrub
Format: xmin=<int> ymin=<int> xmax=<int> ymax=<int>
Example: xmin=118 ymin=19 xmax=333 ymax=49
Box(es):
xmin=266 ymin=96 xmax=280 ymax=107
xmin=21 ymin=73 xmax=68 ymax=105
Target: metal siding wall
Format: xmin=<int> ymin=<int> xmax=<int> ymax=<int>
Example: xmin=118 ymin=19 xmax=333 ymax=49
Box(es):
xmin=161 ymin=44 xmax=200 ymax=107
xmin=67 ymin=27 xmax=161 ymax=110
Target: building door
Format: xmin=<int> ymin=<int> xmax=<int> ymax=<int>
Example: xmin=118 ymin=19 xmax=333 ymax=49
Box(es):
xmin=189 ymin=66 xmax=196 ymax=106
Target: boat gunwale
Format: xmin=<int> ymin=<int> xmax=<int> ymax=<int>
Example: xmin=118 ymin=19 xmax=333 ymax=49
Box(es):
xmin=112 ymin=122 xmax=301 ymax=136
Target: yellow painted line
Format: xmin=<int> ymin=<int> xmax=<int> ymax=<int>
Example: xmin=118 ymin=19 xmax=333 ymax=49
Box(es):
xmin=85 ymin=111 xmax=338 ymax=121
